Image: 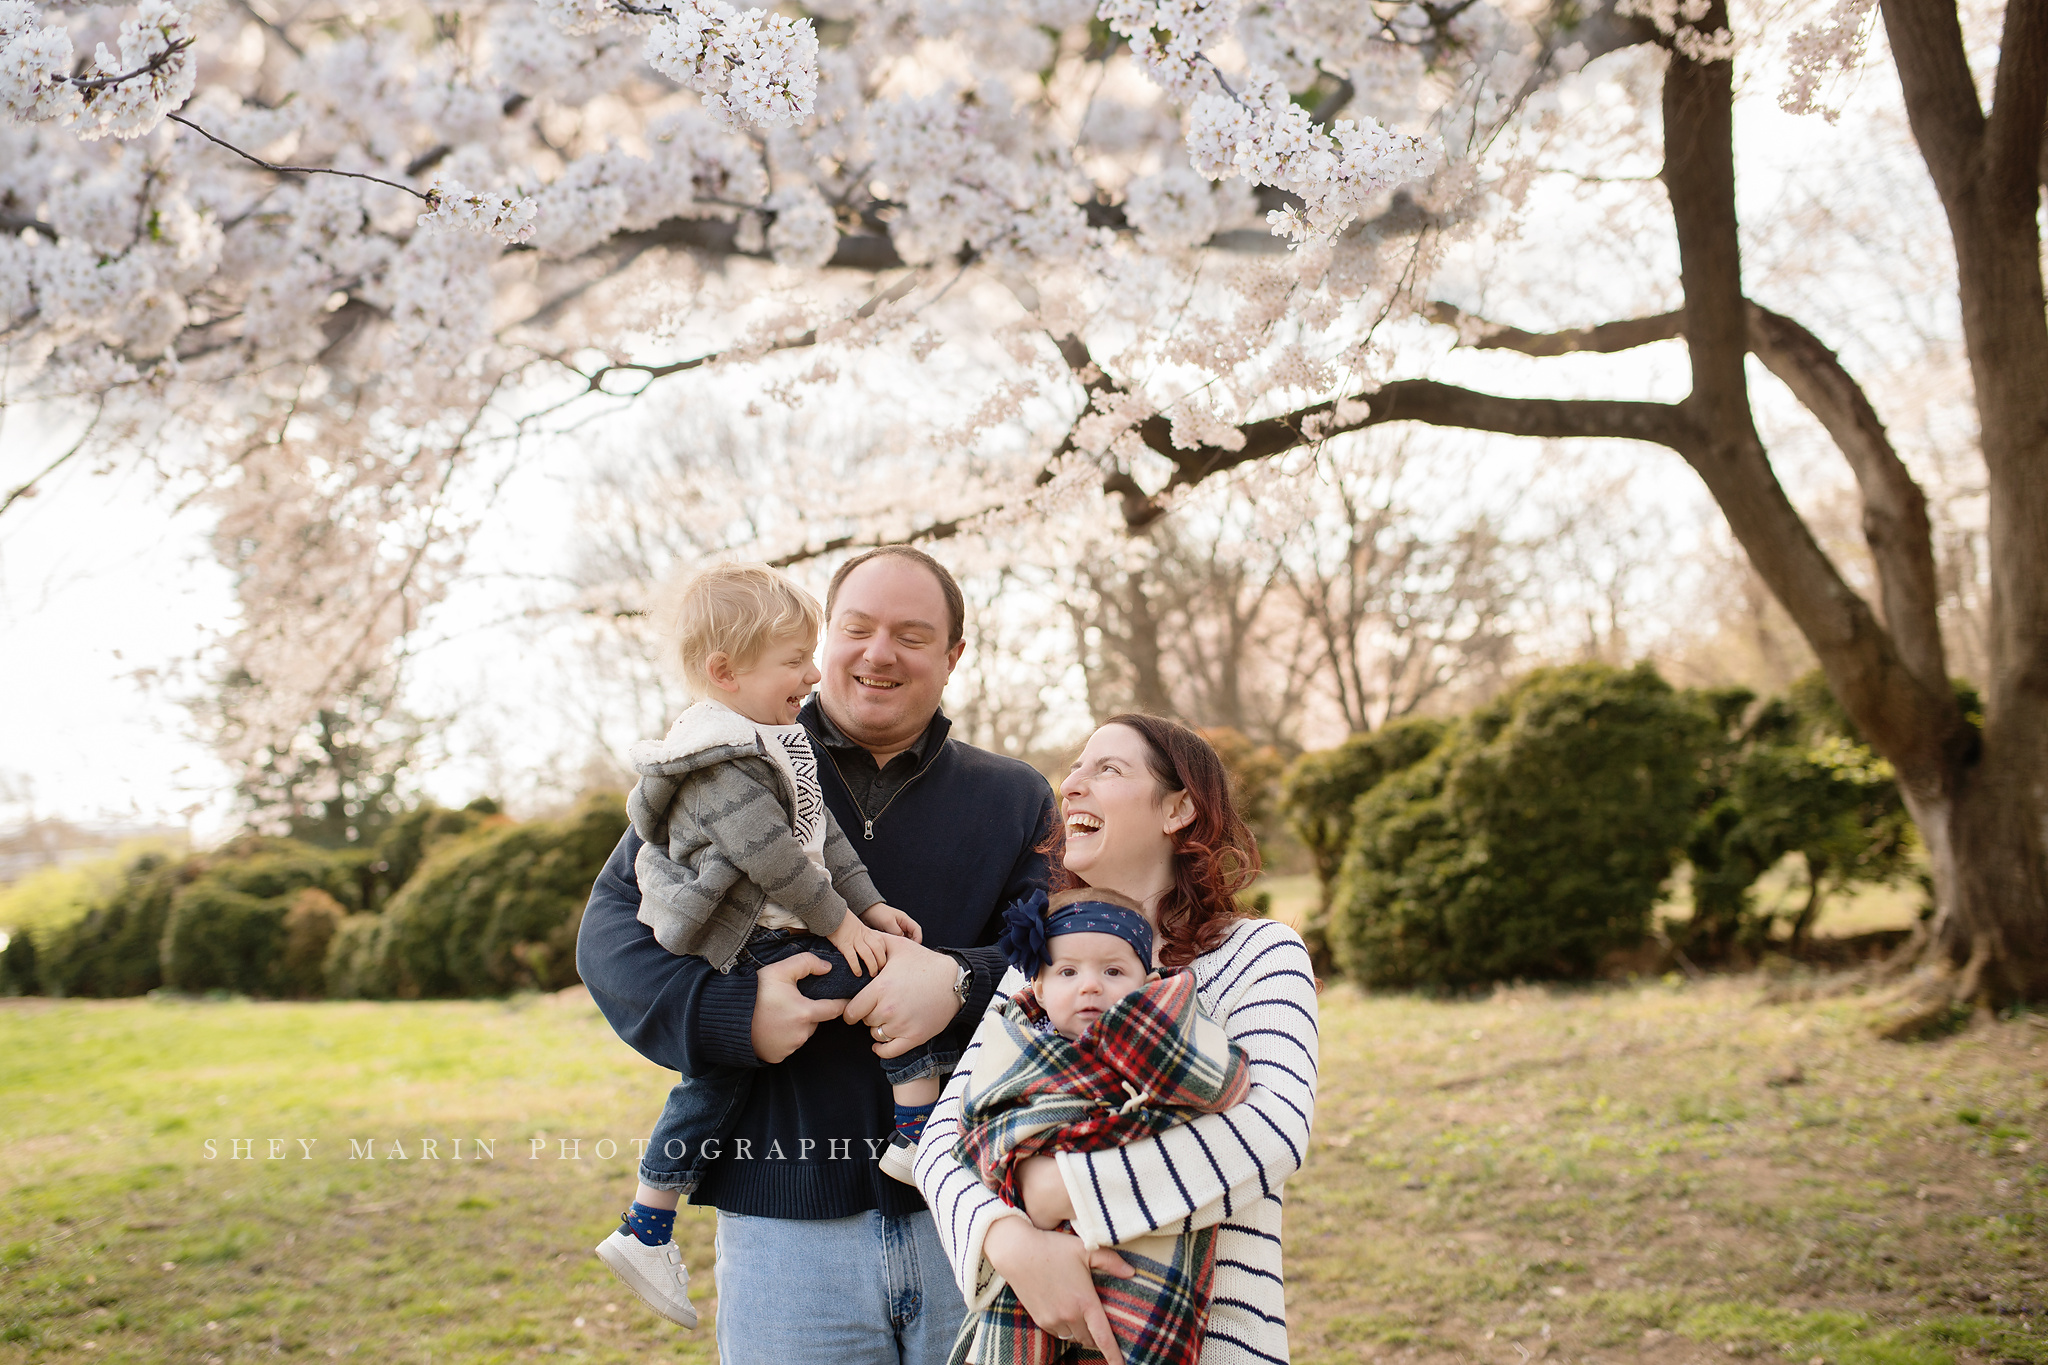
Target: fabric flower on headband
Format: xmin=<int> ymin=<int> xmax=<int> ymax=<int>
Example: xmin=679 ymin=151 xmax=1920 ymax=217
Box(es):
xmin=996 ymin=887 xmax=1157 ymax=978
xmin=996 ymin=888 xmax=1051 ymax=978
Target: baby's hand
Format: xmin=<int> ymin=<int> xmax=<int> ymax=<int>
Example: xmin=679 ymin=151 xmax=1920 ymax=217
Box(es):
xmin=860 ymin=903 xmax=923 ymax=943
xmin=827 ymin=912 xmax=895 ymax=977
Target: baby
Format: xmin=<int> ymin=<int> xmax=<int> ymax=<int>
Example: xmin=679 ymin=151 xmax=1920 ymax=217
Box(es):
xmin=593 ymin=562 xmax=947 ymax=1327
xmin=948 ymin=887 xmax=1252 ymax=1365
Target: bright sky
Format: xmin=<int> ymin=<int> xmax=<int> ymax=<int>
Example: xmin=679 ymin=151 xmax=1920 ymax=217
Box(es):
xmin=0 ymin=410 xmax=238 ymax=837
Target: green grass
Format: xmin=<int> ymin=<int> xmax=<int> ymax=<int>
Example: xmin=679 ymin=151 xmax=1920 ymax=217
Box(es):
xmin=3 ymin=978 xmax=2043 ymax=1363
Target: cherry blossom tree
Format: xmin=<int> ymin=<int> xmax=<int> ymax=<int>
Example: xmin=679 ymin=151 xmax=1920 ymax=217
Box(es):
xmin=1 ymin=0 xmax=2039 ymax=1004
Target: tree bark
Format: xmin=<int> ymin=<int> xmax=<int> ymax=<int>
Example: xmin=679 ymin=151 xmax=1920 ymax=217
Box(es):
xmin=1880 ymin=0 xmax=2048 ymax=997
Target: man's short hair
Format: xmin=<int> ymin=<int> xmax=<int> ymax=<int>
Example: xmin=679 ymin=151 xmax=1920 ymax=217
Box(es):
xmin=655 ymin=561 xmax=823 ymax=695
xmin=825 ymin=546 xmax=965 ymax=648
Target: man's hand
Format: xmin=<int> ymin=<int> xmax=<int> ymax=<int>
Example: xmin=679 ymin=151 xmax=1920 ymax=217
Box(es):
xmin=983 ymin=1218 xmax=1132 ymax=1364
xmin=751 ymin=953 xmax=847 ymax=1064
xmin=1017 ymin=1154 xmax=1076 ymax=1230
xmin=842 ymin=939 xmax=959 ymax=1058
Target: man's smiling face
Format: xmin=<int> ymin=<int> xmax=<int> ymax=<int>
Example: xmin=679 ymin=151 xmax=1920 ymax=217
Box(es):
xmin=819 ymin=554 xmax=965 ymax=758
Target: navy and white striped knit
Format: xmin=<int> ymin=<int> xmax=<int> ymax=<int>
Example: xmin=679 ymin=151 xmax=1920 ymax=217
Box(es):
xmin=914 ymin=916 xmax=1320 ymax=1365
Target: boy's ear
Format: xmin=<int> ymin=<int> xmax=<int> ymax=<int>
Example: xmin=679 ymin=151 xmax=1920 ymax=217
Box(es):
xmin=1146 ymin=970 xmax=1162 ymax=983
xmin=705 ymin=652 xmax=741 ymax=693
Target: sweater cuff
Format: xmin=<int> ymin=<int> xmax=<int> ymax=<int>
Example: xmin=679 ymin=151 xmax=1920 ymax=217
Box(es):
xmin=695 ymin=968 xmax=762 ymax=1070
xmin=965 ymin=1206 xmax=1032 ymax=1310
xmin=949 ymin=944 xmax=1006 ymax=1027
xmin=834 ymin=868 xmax=884 ymax=916
xmin=1055 ymin=1149 xmax=1111 ymax=1250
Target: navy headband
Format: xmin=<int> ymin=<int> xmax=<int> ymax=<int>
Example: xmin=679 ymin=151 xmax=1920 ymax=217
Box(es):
xmin=996 ymin=889 xmax=1155 ymax=979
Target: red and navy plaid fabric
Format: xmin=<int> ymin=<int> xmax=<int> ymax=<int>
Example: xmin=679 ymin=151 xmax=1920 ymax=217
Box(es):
xmin=949 ymin=973 xmax=1252 ymax=1365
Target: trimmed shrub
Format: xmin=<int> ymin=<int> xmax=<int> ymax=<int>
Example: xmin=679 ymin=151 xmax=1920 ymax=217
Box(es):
xmin=365 ymin=800 xmax=504 ymax=909
xmin=1280 ymin=718 xmax=1449 ymax=971
xmin=0 ymin=930 xmax=37 ymax=996
xmin=278 ymin=889 xmax=347 ymax=997
xmin=323 ymin=912 xmax=398 ymax=999
xmin=1330 ymin=663 xmax=1709 ymax=988
xmin=1282 ymin=718 xmax=1452 ymax=890
xmin=158 ymin=839 xmax=373 ymax=994
xmin=160 ymin=882 xmax=289 ymax=994
xmin=33 ymin=852 xmax=188 ymax=998
xmin=326 ymin=793 xmax=624 ymax=998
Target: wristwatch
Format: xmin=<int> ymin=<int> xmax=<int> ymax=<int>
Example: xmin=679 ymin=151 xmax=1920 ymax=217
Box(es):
xmin=951 ymin=959 xmax=972 ymax=1013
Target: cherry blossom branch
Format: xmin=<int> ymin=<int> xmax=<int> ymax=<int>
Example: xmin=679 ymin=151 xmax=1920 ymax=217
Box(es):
xmin=167 ymin=113 xmax=430 ymax=201
xmin=66 ymin=34 xmax=193 ymax=91
xmin=1423 ymin=302 xmax=1684 ymax=354
xmin=1 ymin=397 xmax=107 ymax=519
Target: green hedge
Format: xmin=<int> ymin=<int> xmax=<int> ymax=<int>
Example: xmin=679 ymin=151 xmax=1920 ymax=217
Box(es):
xmin=1279 ymin=718 xmax=1449 ymax=971
xmin=31 ymin=853 xmax=189 ymax=998
xmin=0 ymin=800 xmax=516 ymax=999
xmin=1330 ymin=663 xmax=1708 ymax=988
xmin=156 ymin=839 xmax=372 ymax=994
xmin=324 ymin=794 xmax=623 ymax=999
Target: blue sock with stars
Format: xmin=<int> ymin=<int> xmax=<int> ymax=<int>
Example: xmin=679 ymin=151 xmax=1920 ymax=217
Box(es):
xmin=892 ymin=1101 xmax=936 ymax=1146
xmin=620 ymin=1202 xmax=676 ymax=1246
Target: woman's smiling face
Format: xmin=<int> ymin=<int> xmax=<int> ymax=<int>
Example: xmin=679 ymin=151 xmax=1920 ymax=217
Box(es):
xmin=1057 ymin=723 xmax=1193 ymax=916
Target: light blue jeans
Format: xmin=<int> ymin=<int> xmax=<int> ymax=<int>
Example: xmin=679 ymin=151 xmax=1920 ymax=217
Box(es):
xmin=713 ymin=1209 xmax=968 ymax=1365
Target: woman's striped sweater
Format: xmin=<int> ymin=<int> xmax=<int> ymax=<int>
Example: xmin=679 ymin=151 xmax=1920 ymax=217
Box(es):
xmin=914 ymin=916 xmax=1320 ymax=1365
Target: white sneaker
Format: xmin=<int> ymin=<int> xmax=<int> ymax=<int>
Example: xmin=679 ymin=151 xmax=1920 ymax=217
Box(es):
xmin=594 ymin=1229 xmax=699 ymax=1328
xmin=878 ymin=1132 xmax=919 ymax=1185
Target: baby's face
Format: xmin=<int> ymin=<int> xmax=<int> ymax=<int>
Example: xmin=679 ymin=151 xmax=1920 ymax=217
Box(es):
xmin=1037 ymin=931 xmax=1152 ymax=1040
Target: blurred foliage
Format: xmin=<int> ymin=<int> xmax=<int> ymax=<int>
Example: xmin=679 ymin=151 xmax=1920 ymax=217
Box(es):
xmin=1679 ymin=669 xmax=1919 ymax=961
xmin=0 ymin=798 xmax=546 ymax=1000
xmin=324 ymin=793 xmax=623 ymax=999
xmin=1198 ymin=726 xmax=1288 ymax=844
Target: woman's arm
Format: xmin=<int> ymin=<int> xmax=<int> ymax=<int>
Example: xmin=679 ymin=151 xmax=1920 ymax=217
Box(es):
xmin=913 ymin=966 xmax=1029 ymax=1303
xmin=914 ymin=975 xmax=1133 ymax=1359
xmin=1053 ymin=919 xmax=1320 ymax=1250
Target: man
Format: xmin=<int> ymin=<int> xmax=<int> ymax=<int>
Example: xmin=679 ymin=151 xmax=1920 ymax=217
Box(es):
xmin=577 ymin=546 xmax=1055 ymax=1365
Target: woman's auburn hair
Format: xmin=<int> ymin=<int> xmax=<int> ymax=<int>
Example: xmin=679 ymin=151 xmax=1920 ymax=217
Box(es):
xmin=1043 ymin=714 xmax=1261 ymax=969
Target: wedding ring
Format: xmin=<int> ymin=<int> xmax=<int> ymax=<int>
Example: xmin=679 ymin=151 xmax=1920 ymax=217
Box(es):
xmin=872 ymin=1027 xmax=892 ymax=1043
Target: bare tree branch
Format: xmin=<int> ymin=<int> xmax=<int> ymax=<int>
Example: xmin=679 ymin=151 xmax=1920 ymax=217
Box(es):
xmin=1424 ymin=302 xmax=1683 ymax=355
xmin=1 ymin=397 xmax=107 ymax=519
xmin=1744 ymin=303 xmax=1948 ymax=692
xmin=170 ymin=113 xmax=431 ymax=201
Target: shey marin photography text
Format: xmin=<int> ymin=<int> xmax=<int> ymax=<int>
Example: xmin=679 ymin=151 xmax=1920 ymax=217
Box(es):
xmin=201 ymin=1135 xmax=899 ymax=1162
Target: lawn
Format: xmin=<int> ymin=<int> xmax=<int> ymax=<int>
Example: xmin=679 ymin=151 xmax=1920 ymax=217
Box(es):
xmin=1 ymin=978 xmax=2041 ymax=1364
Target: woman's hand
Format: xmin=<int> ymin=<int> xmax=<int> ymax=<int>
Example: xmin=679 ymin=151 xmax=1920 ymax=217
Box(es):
xmin=983 ymin=1218 xmax=1134 ymax=1365
xmin=1017 ymin=1154 xmax=1076 ymax=1230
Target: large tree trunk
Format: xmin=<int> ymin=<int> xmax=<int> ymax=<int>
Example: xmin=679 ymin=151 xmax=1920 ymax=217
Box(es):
xmin=1880 ymin=0 xmax=2048 ymax=999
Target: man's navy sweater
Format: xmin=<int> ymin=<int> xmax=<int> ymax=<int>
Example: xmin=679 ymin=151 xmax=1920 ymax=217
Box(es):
xmin=576 ymin=699 xmax=1056 ymax=1220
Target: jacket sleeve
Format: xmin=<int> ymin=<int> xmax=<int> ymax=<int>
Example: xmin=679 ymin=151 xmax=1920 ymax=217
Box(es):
xmin=821 ymin=809 xmax=885 ymax=915
xmin=948 ymin=783 xmax=1056 ymax=1024
xmin=576 ymin=828 xmax=765 ymax=1075
xmin=687 ymin=756 xmax=854 ymax=938
xmin=1053 ymin=920 xmax=1319 ymax=1249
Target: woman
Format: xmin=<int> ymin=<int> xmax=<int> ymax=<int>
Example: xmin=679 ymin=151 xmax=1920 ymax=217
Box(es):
xmin=915 ymin=715 xmax=1320 ymax=1365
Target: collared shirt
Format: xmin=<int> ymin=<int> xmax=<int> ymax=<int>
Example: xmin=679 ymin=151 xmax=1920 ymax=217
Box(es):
xmin=810 ymin=702 xmax=944 ymax=823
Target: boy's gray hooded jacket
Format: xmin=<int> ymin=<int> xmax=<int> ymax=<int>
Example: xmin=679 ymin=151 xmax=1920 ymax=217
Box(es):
xmin=628 ymin=701 xmax=882 ymax=973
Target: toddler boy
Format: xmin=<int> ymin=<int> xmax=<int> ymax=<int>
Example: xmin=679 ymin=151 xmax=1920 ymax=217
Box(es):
xmin=594 ymin=562 xmax=948 ymax=1327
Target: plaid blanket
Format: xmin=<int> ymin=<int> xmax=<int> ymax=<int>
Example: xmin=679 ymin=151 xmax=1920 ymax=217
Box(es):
xmin=951 ymin=972 xmax=1252 ymax=1365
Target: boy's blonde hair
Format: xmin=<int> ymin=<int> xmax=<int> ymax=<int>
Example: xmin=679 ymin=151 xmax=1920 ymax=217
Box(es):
xmin=655 ymin=561 xmax=823 ymax=696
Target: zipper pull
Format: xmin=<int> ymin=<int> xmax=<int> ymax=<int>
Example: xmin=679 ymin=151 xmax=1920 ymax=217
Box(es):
xmin=864 ymin=819 xmax=875 ymax=840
